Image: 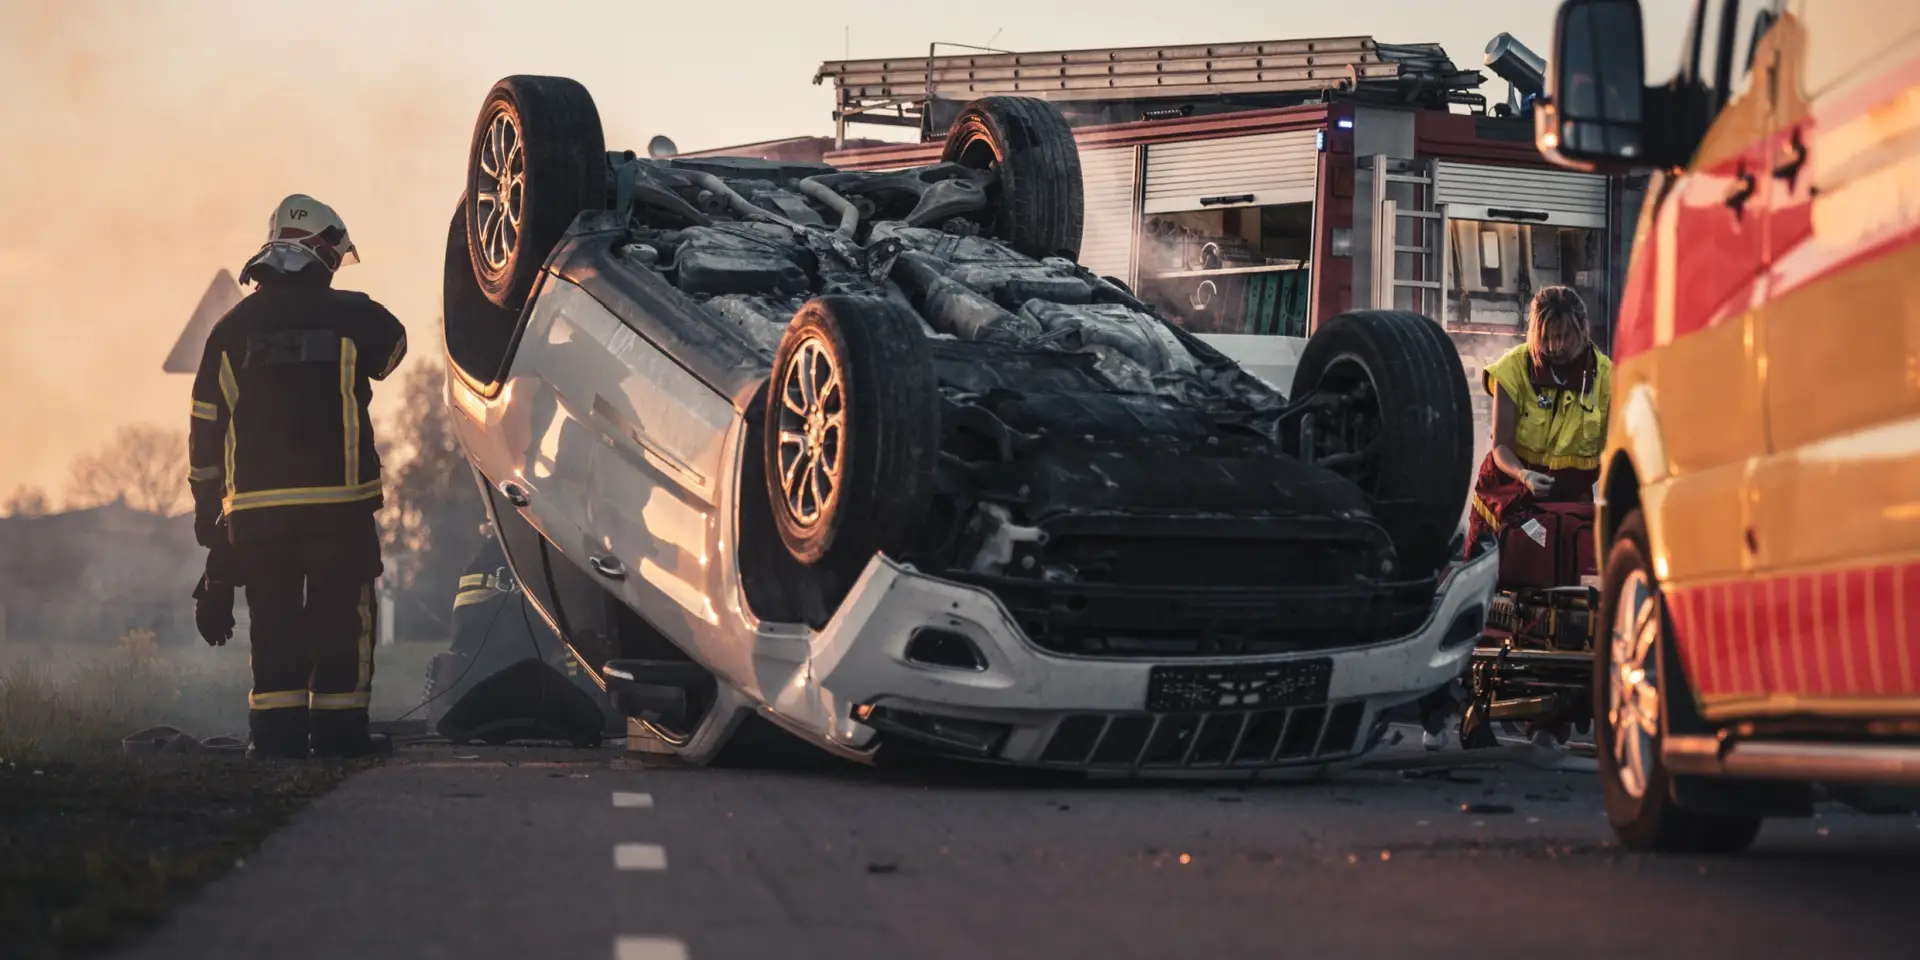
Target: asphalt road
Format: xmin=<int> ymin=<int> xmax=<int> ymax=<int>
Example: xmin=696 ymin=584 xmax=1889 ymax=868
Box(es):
xmin=118 ymin=732 xmax=1920 ymax=960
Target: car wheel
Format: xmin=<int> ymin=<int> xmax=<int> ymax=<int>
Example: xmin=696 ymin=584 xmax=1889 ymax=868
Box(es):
xmin=764 ymin=296 xmax=940 ymax=593
xmin=941 ymin=96 xmax=1084 ymax=262
xmin=1289 ymin=310 xmax=1472 ymax=578
xmin=1595 ymin=510 xmax=1763 ymax=854
xmin=465 ymin=75 xmax=607 ymax=310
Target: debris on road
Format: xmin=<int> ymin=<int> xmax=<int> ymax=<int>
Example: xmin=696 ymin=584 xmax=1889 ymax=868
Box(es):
xmin=1461 ymin=803 xmax=1515 ymax=815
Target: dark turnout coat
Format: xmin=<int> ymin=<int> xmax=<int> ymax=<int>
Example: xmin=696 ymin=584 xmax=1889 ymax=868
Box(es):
xmin=188 ymin=274 xmax=406 ymax=547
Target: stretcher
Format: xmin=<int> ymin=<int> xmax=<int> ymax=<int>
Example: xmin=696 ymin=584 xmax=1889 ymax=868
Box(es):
xmin=1458 ymin=501 xmax=1600 ymax=749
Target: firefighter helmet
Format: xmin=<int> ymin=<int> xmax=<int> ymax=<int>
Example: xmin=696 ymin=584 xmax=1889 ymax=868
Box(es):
xmin=239 ymin=194 xmax=360 ymax=283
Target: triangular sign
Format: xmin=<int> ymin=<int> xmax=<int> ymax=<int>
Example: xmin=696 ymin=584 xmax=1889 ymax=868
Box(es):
xmin=162 ymin=269 xmax=246 ymax=374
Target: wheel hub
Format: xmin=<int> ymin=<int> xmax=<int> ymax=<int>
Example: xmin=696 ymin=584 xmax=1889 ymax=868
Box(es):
xmin=1609 ymin=569 xmax=1661 ymax=799
xmin=475 ymin=109 xmax=525 ymax=273
xmin=775 ymin=337 xmax=845 ymax=528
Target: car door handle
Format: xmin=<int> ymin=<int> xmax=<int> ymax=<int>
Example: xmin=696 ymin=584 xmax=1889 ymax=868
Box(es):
xmin=1724 ymin=169 xmax=1757 ymax=217
xmin=1771 ymin=132 xmax=1807 ymax=188
xmin=500 ymin=481 xmax=530 ymax=508
xmin=589 ymin=555 xmax=627 ymax=580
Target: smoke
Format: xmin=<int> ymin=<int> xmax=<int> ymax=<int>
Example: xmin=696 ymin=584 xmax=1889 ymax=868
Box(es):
xmin=0 ymin=1 xmax=476 ymax=497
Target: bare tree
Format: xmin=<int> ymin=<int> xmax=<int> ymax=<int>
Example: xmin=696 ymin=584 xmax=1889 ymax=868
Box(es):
xmin=2 ymin=485 xmax=51 ymax=517
xmin=66 ymin=424 xmax=190 ymax=516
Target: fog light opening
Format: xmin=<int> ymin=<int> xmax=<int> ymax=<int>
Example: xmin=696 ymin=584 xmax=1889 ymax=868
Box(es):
xmin=904 ymin=628 xmax=988 ymax=671
xmin=865 ymin=706 xmax=1011 ymax=758
xmin=1441 ymin=605 xmax=1486 ymax=650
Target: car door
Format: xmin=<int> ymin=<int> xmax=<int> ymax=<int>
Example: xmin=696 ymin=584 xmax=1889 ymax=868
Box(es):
xmin=529 ymin=278 xmax=741 ymax=661
xmin=1647 ymin=0 xmax=1782 ymax=712
xmin=448 ymin=276 xmax=618 ymax=652
xmin=1748 ymin=0 xmax=1920 ymax=710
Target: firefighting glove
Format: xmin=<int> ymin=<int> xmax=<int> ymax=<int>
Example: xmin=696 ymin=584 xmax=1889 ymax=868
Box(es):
xmin=193 ymin=576 xmax=234 ymax=647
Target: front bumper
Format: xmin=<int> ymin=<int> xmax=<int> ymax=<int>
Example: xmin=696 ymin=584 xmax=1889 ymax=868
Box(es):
xmin=762 ymin=548 xmax=1498 ymax=776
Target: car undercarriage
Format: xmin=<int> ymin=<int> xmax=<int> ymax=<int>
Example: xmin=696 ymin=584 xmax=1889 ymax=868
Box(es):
xmin=572 ymin=148 xmax=1466 ymax=644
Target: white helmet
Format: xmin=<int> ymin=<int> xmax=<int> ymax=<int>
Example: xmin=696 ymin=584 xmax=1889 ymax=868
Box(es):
xmin=240 ymin=194 xmax=359 ymax=283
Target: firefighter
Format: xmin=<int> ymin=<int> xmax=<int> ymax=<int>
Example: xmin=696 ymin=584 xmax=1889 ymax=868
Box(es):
xmin=188 ymin=194 xmax=407 ymax=760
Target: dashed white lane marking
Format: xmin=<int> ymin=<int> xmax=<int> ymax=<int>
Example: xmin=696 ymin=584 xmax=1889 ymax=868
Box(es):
xmin=612 ymin=791 xmax=655 ymax=809
xmin=615 ymin=935 xmax=689 ymax=960
xmin=614 ymin=842 xmax=668 ymax=871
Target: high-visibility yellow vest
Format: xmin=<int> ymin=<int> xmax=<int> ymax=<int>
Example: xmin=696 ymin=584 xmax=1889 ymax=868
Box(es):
xmin=1483 ymin=343 xmax=1612 ymax=471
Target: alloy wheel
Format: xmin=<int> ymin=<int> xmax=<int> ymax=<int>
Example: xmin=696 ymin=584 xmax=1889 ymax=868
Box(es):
xmin=774 ymin=336 xmax=845 ymax=528
xmin=475 ymin=110 xmax=525 ymax=273
xmin=1609 ymin=568 xmax=1661 ymax=799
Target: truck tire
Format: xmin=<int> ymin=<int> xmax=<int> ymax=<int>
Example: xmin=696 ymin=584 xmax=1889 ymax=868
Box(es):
xmin=466 ymin=75 xmax=606 ymax=310
xmin=941 ymin=97 xmax=1084 ymax=262
xmin=764 ymin=296 xmax=940 ymax=612
xmin=1595 ymin=511 xmax=1763 ymax=854
xmin=1291 ymin=310 xmax=1472 ymax=578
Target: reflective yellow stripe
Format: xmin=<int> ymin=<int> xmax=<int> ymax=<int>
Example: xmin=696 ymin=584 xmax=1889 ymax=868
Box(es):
xmin=217 ymin=354 xmax=239 ymax=408
xmin=224 ymin=479 xmax=383 ymax=513
xmin=191 ymin=400 xmax=219 ymax=421
xmin=459 ymin=573 xmax=489 ymax=589
xmin=1535 ymin=452 xmax=1603 ymax=471
xmin=248 ymin=689 xmax=308 ymax=711
xmin=1471 ymin=492 xmax=1500 ymax=531
xmin=311 ymin=691 xmax=371 ymax=710
xmin=454 ymin=588 xmax=495 ymax=609
xmin=188 ymin=464 xmax=223 ymax=482
xmin=220 ymin=353 xmax=239 ymax=503
xmin=355 ymin=584 xmax=373 ymax=694
xmin=379 ymin=332 xmax=407 ymax=379
xmin=340 ymin=337 xmax=359 ymax=486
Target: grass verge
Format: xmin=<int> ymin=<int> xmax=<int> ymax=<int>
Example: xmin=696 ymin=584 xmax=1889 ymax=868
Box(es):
xmin=0 ymin=636 xmax=442 ymax=957
xmin=0 ymin=755 xmax=358 ymax=959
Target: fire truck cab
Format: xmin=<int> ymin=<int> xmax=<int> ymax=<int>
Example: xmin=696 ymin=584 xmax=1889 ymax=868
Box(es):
xmin=1538 ymin=0 xmax=1920 ymax=852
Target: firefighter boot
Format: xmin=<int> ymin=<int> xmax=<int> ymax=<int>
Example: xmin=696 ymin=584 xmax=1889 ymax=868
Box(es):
xmin=247 ymin=702 xmax=310 ymax=760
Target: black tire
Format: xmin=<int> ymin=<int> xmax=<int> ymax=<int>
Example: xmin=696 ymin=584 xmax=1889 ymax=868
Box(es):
xmin=443 ymin=194 xmax=524 ymax=384
xmin=466 ymin=75 xmax=607 ymax=310
xmin=764 ymin=296 xmax=940 ymax=590
xmin=1290 ymin=310 xmax=1472 ymax=578
xmin=1595 ymin=511 xmax=1763 ymax=854
xmin=941 ymin=97 xmax=1083 ymax=261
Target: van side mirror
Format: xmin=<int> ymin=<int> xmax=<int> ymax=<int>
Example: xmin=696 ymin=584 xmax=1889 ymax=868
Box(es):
xmin=1536 ymin=0 xmax=1648 ymax=172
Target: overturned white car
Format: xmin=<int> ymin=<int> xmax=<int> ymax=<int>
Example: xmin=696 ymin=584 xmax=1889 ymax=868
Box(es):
xmin=442 ymin=75 xmax=1496 ymax=776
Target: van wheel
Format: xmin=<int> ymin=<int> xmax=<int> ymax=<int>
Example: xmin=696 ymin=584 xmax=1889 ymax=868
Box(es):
xmin=764 ymin=296 xmax=940 ymax=619
xmin=941 ymin=97 xmax=1084 ymax=261
xmin=466 ymin=75 xmax=607 ymax=310
xmin=1596 ymin=511 xmax=1763 ymax=854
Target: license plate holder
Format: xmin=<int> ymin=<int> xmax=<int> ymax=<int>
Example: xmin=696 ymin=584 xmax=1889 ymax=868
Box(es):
xmin=1146 ymin=659 xmax=1334 ymax=712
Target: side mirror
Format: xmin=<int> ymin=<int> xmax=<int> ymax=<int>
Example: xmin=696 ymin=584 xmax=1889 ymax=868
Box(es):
xmin=1536 ymin=0 xmax=1648 ymax=172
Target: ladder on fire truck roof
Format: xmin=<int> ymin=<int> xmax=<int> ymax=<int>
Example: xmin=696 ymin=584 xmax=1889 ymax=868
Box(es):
xmin=815 ymin=36 xmax=1485 ymax=143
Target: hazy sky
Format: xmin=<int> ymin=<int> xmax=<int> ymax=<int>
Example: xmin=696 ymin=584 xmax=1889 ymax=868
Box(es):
xmin=0 ymin=0 xmax=1691 ymax=500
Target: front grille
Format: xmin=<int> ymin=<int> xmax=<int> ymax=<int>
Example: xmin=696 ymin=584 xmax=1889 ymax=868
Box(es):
xmin=1036 ymin=701 xmax=1369 ymax=769
xmin=963 ymin=577 xmax=1440 ymax=658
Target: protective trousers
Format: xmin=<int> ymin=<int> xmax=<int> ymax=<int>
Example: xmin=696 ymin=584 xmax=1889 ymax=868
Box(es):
xmin=240 ymin=524 xmax=382 ymax=759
